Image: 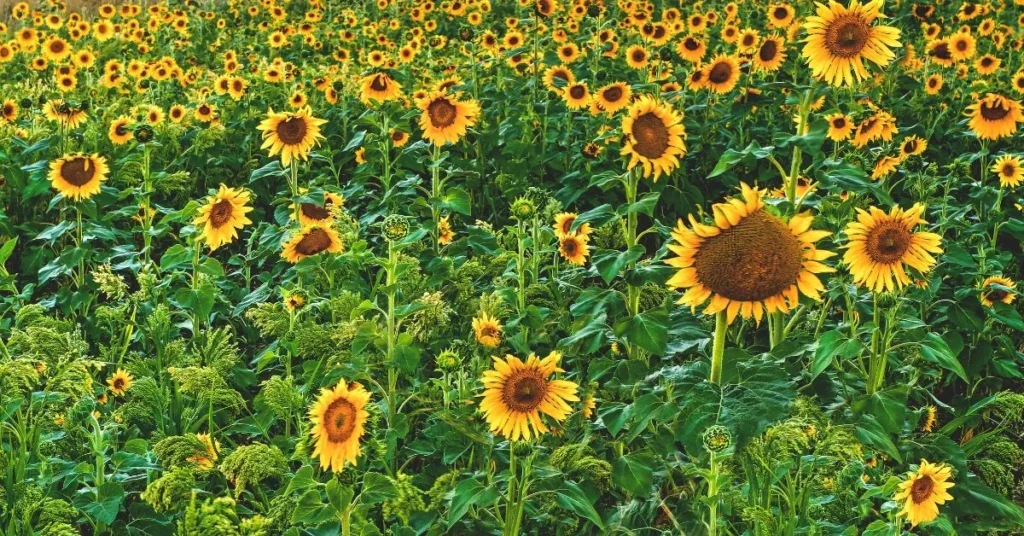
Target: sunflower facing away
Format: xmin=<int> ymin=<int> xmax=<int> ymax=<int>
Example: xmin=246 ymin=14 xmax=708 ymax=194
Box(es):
xmin=107 ymin=368 xmax=134 ymax=397
xmin=666 ymin=183 xmax=836 ymax=324
xmin=473 ymin=311 xmax=503 ymax=348
xmin=194 ymin=184 xmax=254 ymax=251
xmin=620 ymin=96 xmax=687 ymax=181
xmin=979 ymin=276 xmax=1017 ymax=307
xmin=842 ymin=204 xmax=943 ymax=293
xmin=417 ymin=91 xmax=480 ymax=146
xmin=309 ymin=380 xmax=371 ymax=472
xmin=478 ymin=351 xmax=579 ymax=442
xmin=801 ymin=0 xmax=901 ymax=87
xmin=966 ymin=93 xmax=1024 ymax=141
xmin=281 ymin=224 xmax=345 ymax=263
xmin=894 ymin=460 xmax=955 ymax=527
xmin=49 ymin=153 xmax=109 ymax=202
xmin=256 ymin=107 xmax=327 ymax=166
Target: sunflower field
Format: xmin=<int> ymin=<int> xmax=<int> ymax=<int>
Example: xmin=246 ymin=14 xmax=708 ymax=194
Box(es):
xmin=3 ymin=0 xmax=1024 ymax=534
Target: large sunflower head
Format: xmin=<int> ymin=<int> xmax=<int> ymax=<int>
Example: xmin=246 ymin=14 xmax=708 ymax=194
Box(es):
xmin=478 ymin=351 xmax=579 ymax=442
xmin=193 ymin=184 xmax=254 ymax=251
xmin=309 ymin=380 xmax=371 ymax=472
xmin=563 ymin=82 xmax=590 ymax=110
xmin=416 ymin=90 xmax=480 ymax=146
xmin=256 ymin=107 xmax=327 ymax=166
xmin=979 ymin=276 xmax=1017 ymax=307
xmin=893 ymin=460 xmax=955 ymax=527
xmin=754 ymin=36 xmax=788 ymax=72
xmin=594 ymin=82 xmax=632 ymax=114
xmin=966 ymin=93 xmax=1024 ymax=141
xmin=620 ymin=96 xmax=687 ymax=181
xmin=281 ymin=224 xmax=345 ymax=263
xmin=359 ymin=72 xmax=403 ymax=104
xmin=49 ymin=153 xmax=109 ymax=202
xmin=842 ymin=204 xmax=943 ymax=293
xmin=666 ymin=183 xmax=836 ymax=324
xmin=703 ymin=54 xmax=741 ymax=93
xmin=801 ymin=0 xmax=901 ymax=86
xmin=991 ymin=154 xmax=1024 ymax=188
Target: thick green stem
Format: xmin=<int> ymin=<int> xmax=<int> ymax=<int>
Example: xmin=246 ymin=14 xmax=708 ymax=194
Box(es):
xmin=710 ymin=311 xmax=727 ymax=384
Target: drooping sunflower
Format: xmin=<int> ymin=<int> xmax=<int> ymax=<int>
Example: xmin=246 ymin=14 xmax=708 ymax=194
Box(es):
xmin=107 ymin=368 xmax=134 ymax=397
xmin=194 ymin=184 xmax=254 ymax=251
xmin=991 ymin=154 xmax=1024 ymax=188
xmin=49 ymin=153 xmax=109 ymax=202
xmin=563 ymin=82 xmax=590 ymax=110
xmin=825 ymin=112 xmax=853 ymax=140
xmin=281 ymin=225 xmax=345 ymax=263
xmin=842 ymin=204 xmax=943 ymax=293
xmin=666 ymin=183 xmax=836 ymax=324
xmin=416 ymin=91 xmax=480 ymax=146
xmin=966 ymin=93 xmax=1024 ymax=141
xmin=593 ymin=82 xmax=632 ymax=114
xmin=309 ymin=380 xmax=371 ymax=473
xmin=438 ymin=215 xmax=455 ymax=245
xmin=359 ymin=72 xmax=403 ymax=104
xmin=256 ymin=107 xmax=327 ymax=166
xmin=871 ymin=155 xmax=902 ymax=180
xmin=893 ymin=460 xmax=955 ymax=527
xmin=703 ymin=54 xmax=741 ymax=94
xmin=801 ymin=0 xmax=901 ymax=87
xmin=753 ymin=36 xmax=787 ymax=72
xmin=559 ymin=234 xmax=591 ymax=265
xmin=478 ymin=351 xmax=579 ymax=442
xmin=620 ymin=96 xmax=687 ymax=181
xmin=472 ymin=311 xmax=503 ymax=348
xmin=979 ymin=276 xmax=1017 ymax=307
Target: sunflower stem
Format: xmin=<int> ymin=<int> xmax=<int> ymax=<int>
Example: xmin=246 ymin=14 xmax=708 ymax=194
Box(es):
xmin=710 ymin=311 xmax=727 ymax=385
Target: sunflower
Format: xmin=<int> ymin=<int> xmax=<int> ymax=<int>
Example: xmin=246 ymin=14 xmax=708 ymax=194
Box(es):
xmin=676 ymin=35 xmax=706 ymax=63
xmin=1 ymin=100 xmax=18 ymax=123
xmin=553 ymin=212 xmax=591 ymax=238
xmin=899 ymin=135 xmax=927 ymax=157
xmin=256 ymin=107 xmax=327 ymax=166
xmin=620 ymin=96 xmax=687 ymax=181
xmin=949 ymin=31 xmax=976 ymax=60
xmin=975 ymin=54 xmax=999 ymax=75
xmin=289 ymin=191 xmax=336 ymax=228
xmin=49 ymin=153 xmax=109 ymax=202
xmin=473 ymin=311 xmax=503 ymax=347
xmin=625 ymin=45 xmax=650 ymax=69
xmin=753 ymin=36 xmax=787 ymax=71
xmin=894 ymin=460 xmax=955 ymax=527
xmin=107 ymin=368 xmax=134 ymax=397
xmin=416 ymin=91 xmax=480 ymax=146
xmin=390 ymin=129 xmax=409 ymax=147
xmin=991 ymin=154 xmax=1024 ymax=188
xmin=187 ymin=433 xmax=220 ymax=469
xmin=282 ymin=225 xmax=345 ymax=263
xmin=542 ymin=65 xmax=574 ymax=90
xmin=871 ymin=155 xmax=902 ymax=179
xmin=309 ymin=380 xmax=370 ymax=472
xmin=438 ymin=215 xmax=455 ymax=245
xmin=594 ymin=82 xmax=632 ymax=114
xmin=478 ymin=351 xmax=579 ymax=442
xmin=801 ymin=0 xmax=901 ymax=87
xmin=703 ymin=54 xmax=741 ymax=93
xmin=195 ymin=103 xmax=216 ymax=122
xmin=925 ymin=73 xmax=943 ymax=94
xmin=768 ymin=3 xmax=795 ymax=28
xmin=924 ymin=39 xmax=955 ymax=67
xmin=563 ymin=82 xmax=590 ymax=110
xmin=108 ymin=117 xmax=133 ymax=145
xmin=666 ymin=183 xmax=836 ymax=324
xmin=825 ymin=112 xmax=853 ymax=140
xmin=559 ymin=234 xmax=590 ymax=265
xmin=359 ymin=72 xmax=403 ymax=104
xmin=842 ymin=204 xmax=943 ymax=293
xmin=979 ymin=276 xmax=1017 ymax=307
xmin=966 ymin=93 xmax=1024 ymax=140
xmin=1012 ymin=71 xmax=1024 ymax=95
xmin=42 ymin=35 xmax=71 ymax=62
xmin=194 ymin=185 xmax=254 ymax=251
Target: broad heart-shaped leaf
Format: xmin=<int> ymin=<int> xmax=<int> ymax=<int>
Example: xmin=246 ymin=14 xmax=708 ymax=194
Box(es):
xmin=434 ymin=187 xmax=471 ymax=215
xmin=73 ymin=482 xmax=124 ymax=525
xmin=853 ymin=413 xmax=902 ymax=462
xmin=612 ymin=453 xmax=656 ymax=496
xmin=555 ymin=481 xmax=605 ymax=529
xmin=918 ymin=332 xmax=969 ymax=383
xmin=284 ymin=465 xmax=317 ymax=495
xmin=987 ymin=302 xmax=1024 ymax=331
xmin=616 ymin=307 xmax=669 ymax=355
xmin=856 ymin=387 xmax=908 ymax=436
xmin=359 ymin=472 xmax=399 ymax=505
xmin=707 ymin=140 xmax=775 ymax=178
xmin=292 ymin=489 xmax=338 ymax=525
xmin=447 ymin=476 xmax=499 ymax=526
xmin=572 ymin=204 xmax=619 ymax=232
xmin=326 ymin=478 xmax=354 ymax=514
xmin=811 ymin=330 xmax=863 ymax=380
xmin=591 ymin=245 xmax=645 ymax=284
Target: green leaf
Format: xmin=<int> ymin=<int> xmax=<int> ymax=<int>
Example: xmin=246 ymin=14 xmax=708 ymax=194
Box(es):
xmin=572 ymin=204 xmax=618 ymax=231
xmin=360 ymin=472 xmax=399 ymax=505
xmin=326 ymin=478 xmax=354 ymax=514
xmin=708 ymin=141 xmax=775 ymax=178
xmin=919 ymin=333 xmax=968 ymax=383
xmin=0 ymin=236 xmax=17 ymax=266
xmin=619 ymin=308 xmax=669 ymax=355
xmin=591 ymin=245 xmax=645 ymax=284
xmin=447 ymin=477 xmax=498 ymax=526
xmin=292 ymin=489 xmax=337 ymax=525
xmin=435 ymin=187 xmax=471 ymax=215
xmin=854 ymin=414 xmax=902 ymax=462
xmin=612 ymin=454 xmax=656 ymax=496
xmin=987 ymin=302 xmax=1024 ymax=331
xmin=597 ymin=402 xmax=632 ymax=437
xmin=811 ymin=330 xmax=863 ymax=380
xmin=555 ymin=481 xmax=604 ymax=529
xmin=74 ymin=482 xmax=124 ymax=525
xmin=863 ymin=388 xmax=908 ymax=435
xmin=947 ymin=474 xmax=1024 ymax=527
xmin=285 ymin=466 xmax=317 ymax=495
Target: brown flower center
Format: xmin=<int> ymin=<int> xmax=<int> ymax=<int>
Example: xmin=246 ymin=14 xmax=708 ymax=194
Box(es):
xmin=825 ymin=15 xmax=870 ymax=58
xmin=322 ymin=396 xmax=357 ymax=443
xmin=295 ymin=228 xmax=333 ymax=255
xmin=301 ymin=203 xmax=330 ymax=221
xmin=630 ymin=112 xmax=670 ymax=159
xmin=427 ymin=98 xmax=458 ymax=128
xmin=569 ymin=85 xmax=586 ymax=99
xmin=479 ymin=325 xmax=498 ymax=338
xmin=561 ymin=237 xmax=579 ymax=255
xmin=684 ymin=37 xmax=700 ymax=51
xmin=1002 ymin=164 xmax=1016 ymax=177
xmin=979 ymin=100 xmax=1010 ymax=121
xmin=112 ymin=378 xmax=125 ymax=390
xmin=50 ymin=40 xmax=65 ymax=54
xmin=632 ymin=49 xmax=645 ymax=62
xmin=773 ymin=7 xmax=789 ymax=19
xmin=832 ymin=117 xmax=846 ymax=128
xmin=501 ymin=371 xmax=548 ymax=412
xmin=910 ymin=475 xmax=934 ymax=504
xmin=866 ymin=223 xmax=912 ymax=264
xmin=708 ymin=60 xmax=733 ymax=84
xmin=759 ymin=39 xmax=778 ymax=61
xmin=276 ymin=116 xmax=308 ymax=144
xmin=369 ymin=74 xmax=389 ymax=92
xmin=208 ymin=199 xmax=234 ymax=228
xmin=60 ymin=157 xmax=98 ymax=187
xmin=602 ymin=85 xmax=623 ymax=102
xmin=954 ymin=38 xmax=968 ymax=52
xmin=903 ymin=140 xmax=917 ymax=153
xmin=984 ymin=288 xmax=1008 ymax=303
xmin=742 ymin=34 xmax=756 ymax=47
xmin=693 ymin=209 xmax=803 ymax=302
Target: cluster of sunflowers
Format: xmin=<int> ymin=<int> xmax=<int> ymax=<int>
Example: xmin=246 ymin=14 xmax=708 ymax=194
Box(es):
xmin=1 ymin=0 xmax=1023 ymax=533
